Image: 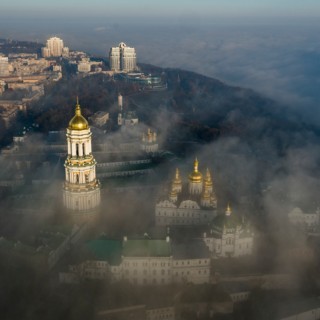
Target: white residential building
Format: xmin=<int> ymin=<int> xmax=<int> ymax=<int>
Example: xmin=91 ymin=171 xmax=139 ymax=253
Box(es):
xmin=109 ymin=42 xmax=137 ymax=72
xmin=0 ymin=56 xmax=9 ymax=76
xmin=42 ymin=37 xmax=69 ymax=57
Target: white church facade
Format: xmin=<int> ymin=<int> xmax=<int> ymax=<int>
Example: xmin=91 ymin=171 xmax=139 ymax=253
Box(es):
xmin=203 ymin=205 xmax=254 ymax=258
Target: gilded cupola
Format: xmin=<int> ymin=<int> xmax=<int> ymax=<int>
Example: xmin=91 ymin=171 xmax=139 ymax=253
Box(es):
xmin=189 ymin=158 xmax=203 ymax=183
xmin=68 ymin=99 xmax=89 ymax=131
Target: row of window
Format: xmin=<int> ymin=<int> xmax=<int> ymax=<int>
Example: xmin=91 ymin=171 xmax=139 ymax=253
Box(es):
xmin=131 ymin=278 xmax=167 ymax=285
xmin=174 ymin=260 xmax=208 ymax=266
xmin=158 ymin=211 xmax=201 ymax=218
xmin=125 ymin=269 xmax=170 ymax=276
xmin=175 ymin=269 xmax=208 ymax=276
xmin=124 ymin=261 xmax=170 ymax=267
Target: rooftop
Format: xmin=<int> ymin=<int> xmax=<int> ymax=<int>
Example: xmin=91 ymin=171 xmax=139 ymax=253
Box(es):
xmin=123 ymin=238 xmax=171 ymax=257
xmin=172 ymin=239 xmax=210 ymax=260
xmin=85 ymin=238 xmax=122 ymax=265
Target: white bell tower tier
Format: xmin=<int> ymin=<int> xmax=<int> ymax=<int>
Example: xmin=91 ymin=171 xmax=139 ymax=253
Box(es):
xmin=63 ymin=100 xmax=100 ymax=215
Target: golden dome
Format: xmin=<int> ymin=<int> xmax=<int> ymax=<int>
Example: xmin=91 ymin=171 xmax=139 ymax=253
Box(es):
xmin=68 ymin=100 xmax=89 ymax=130
xmin=170 ymin=187 xmax=177 ymax=197
xmin=226 ymin=204 xmax=232 ymax=216
xmin=189 ymin=158 xmax=203 ymax=183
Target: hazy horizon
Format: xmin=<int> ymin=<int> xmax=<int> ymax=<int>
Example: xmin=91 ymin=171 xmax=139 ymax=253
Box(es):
xmin=2 ymin=16 xmax=320 ymax=121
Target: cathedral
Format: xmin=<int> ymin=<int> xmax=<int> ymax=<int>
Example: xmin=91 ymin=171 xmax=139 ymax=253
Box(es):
xmin=155 ymin=159 xmax=217 ymax=226
xmin=141 ymin=128 xmax=158 ymax=153
xmin=63 ymin=100 xmax=100 ymax=216
xmin=203 ymin=205 xmax=254 ymax=258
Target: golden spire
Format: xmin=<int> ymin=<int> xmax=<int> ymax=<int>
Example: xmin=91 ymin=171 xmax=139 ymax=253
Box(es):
xmin=226 ymin=203 xmax=232 ymax=216
xmin=175 ymin=168 xmax=181 ymax=181
xmin=172 ymin=168 xmax=182 ymax=188
xmin=194 ymin=158 xmax=199 ymax=172
xmin=204 ymin=168 xmax=213 ymax=187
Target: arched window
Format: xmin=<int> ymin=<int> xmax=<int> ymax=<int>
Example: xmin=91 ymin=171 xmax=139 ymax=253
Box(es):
xmin=82 ymin=143 xmax=85 ymax=156
xmin=76 ymin=174 xmax=79 ymax=183
xmin=76 ymin=144 xmax=79 ymax=156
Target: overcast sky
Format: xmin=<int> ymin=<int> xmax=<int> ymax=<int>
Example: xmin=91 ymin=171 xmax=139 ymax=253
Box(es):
xmin=2 ymin=0 xmax=320 ymax=20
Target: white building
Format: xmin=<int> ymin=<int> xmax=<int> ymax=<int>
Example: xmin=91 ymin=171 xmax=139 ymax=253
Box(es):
xmin=78 ymin=59 xmax=91 ymax=73
xmin=288 ymin=207 xmax=320 ymax=232
xmin=0 ymin=80 xmax=6 ymax=95
xmin=64 ymin=236 xmax=211 ymax=285
xmin=42 ymin=37 xmax=69 ymax=57
xmin=109 ymin=42 xmax=137 ymax=72
xmin=203 ymin=205 xmax=254 ymax=258
xmin=121 ymin=237 xmax=172 ymax=285
xmin=89 ymin=111 xmax=109 ymax=127
xmin=0 ymin=56 xmax=9 ymax=76
xmin=63 ymin=99 xmax=101 ymax=217
xmin=171 ymin=240 xmax=211 ymax=284
xmin=155 ymin=159 xmax=218 ymax=226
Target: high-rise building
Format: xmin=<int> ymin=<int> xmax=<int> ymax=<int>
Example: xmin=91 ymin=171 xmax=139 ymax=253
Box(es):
xmin=63 ymin=100 xmax=100 ymax=217
xmin=109 ymin=42 xmax=137 ymax=72
xmin=42 ymin=37 xmax=69 ymax=58
xmin=0 ymin=56 xmax=9 ymax=76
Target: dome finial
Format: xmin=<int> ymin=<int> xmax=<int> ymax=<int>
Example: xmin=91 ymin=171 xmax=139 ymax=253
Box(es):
xmin=75 ymin=97 xmax=82 ymax=116
xmin=194 ymin=158 xmax=199 ymax=172
xmin=175 ymin=168 xmax=180 ymax=179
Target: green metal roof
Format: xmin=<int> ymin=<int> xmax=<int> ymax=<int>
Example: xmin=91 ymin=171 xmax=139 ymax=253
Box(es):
xmin=123 ymin=239 xmax=171 ymax=257
xmin=86 ymin=239 xmax=122 ymax=265
xmin=210 ymin=213 xmax=242 ymax=237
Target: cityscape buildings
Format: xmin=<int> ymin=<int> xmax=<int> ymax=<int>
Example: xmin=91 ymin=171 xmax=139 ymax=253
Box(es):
xmin=109 ymin=42 xmax=137 ymax=72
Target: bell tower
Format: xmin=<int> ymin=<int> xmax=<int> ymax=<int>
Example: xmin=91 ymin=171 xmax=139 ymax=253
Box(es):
xmin=63 ymin=99 xmax=100 ymax=216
